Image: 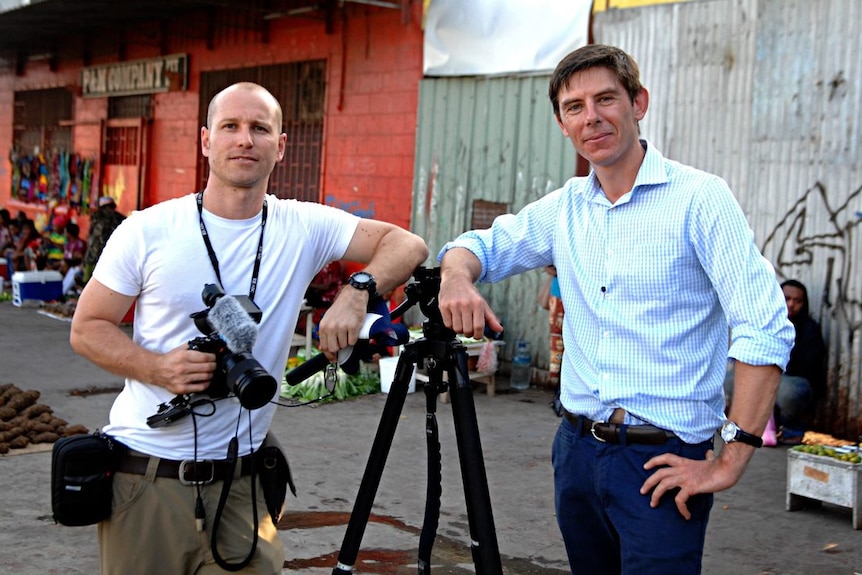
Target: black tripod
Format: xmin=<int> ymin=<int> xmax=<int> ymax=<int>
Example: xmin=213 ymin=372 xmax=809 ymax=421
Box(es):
xmin=331 ymin=266 xmax=503 ymax=575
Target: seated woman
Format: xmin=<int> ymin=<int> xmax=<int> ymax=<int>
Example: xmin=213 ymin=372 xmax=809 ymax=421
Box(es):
xmin=725 ymin=279 xmax=827 ymax=445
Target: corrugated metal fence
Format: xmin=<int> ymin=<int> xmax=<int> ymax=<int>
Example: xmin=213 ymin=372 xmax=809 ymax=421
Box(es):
xmin=412 ymin=74 xmax=572 ymax=362
xmin=595 ymin=0 xmax=861 ymax=438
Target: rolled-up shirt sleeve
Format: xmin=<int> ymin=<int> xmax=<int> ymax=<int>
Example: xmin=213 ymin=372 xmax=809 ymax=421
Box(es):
xmin=438 ymin=192 xmax=561 ymax=283
xmin=689 ymin=175 xmax=795 ymax=370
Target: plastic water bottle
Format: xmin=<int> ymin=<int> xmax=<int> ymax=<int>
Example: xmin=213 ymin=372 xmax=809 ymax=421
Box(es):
xmin=510 ymin=340 xmax=532 ymax=390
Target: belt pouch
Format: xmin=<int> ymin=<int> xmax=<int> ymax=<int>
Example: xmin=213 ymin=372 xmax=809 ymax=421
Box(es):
xmin=257 ymin=432 xmax=296 ymax=524
xmin=51 ymin=431 xmax=118 ymax=526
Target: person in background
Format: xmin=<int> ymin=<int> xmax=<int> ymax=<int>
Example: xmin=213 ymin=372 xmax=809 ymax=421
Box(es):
xmin=724 ymin=280 xmax=827 ymax=445
xmin=0 ymin=208 xmax=12 ymax=281
xmin=16 ymin=219 xmax=43 ymax=271
xmin=0 ymin=209 xmax=11 ymax=251
xmin=13 ymin=210 xmax=27 ymax=228
xmin=303 ymin=259 xmax=347 ymax=330
xmin=44 ymin=214 xmax=68 ymax=270
xmin=63 ymin=222 xmax=87 ymax=264
xmin=4 ymin=219 xmax=21 ymax=278
xmin=70 ymin=81 xmax=428 ymax=574
xmin=436 ymin=44 xmax=793 ymax=575
xmin=82 ymin=196 xmax=125 ymax=282
xmin=60 ymin=222 xmax=87 ymax=297
xmin=779 ymin=280 xmax=827 ymax=439
xmin=537 ymin=265 xmax=564 ymax=416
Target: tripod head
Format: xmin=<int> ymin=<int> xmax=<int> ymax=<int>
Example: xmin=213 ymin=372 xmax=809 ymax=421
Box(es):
xmin=392 ymin=266 xmax=454 ymax=343
xmin=393 ymin=266 xmax=502 ymax=344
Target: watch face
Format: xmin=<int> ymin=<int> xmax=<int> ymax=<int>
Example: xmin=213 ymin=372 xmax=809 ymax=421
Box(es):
xmin=720 ymin=421 xmax=738 ymax=442
xmin=348 ymin=271 xmax=376 ymax=292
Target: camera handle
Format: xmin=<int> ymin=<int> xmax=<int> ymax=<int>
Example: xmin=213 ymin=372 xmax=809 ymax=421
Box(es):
xmin=330 ymin=267 xmax=503 ymax=575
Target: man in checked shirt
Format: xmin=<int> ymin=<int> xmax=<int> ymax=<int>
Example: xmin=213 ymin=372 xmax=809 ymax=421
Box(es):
xmin=437 ymin=44 xmax=794 ymax=575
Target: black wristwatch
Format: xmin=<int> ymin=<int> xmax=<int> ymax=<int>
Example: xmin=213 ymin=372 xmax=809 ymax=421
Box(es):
xmin=720 ymin=420 xmax=763 ymax=448
xmin=347 ymin=271 xmax=378 ymax=297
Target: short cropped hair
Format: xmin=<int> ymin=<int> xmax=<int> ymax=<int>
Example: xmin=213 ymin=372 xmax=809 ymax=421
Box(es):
xmin=206 ymin=82 xmax=283 ymax=130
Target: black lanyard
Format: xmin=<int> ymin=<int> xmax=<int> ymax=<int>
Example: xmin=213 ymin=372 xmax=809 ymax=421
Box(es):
xmin=196 ymin=190 xmax=267 ymax=300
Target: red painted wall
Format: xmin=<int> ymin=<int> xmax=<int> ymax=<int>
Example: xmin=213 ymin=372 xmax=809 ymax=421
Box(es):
xmin=0 ymin=4 xmax=423 ymax=233
xmin=322 ymin=9 xmax=423 ymax=230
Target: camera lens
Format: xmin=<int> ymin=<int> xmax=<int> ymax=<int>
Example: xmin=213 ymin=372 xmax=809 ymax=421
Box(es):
xmin=222 ymin=352 xmax=278 ymax=410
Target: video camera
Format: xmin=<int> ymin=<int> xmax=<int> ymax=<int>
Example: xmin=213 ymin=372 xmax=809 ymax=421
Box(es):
xmin=146 ymin=284 xmax=277 ymax=427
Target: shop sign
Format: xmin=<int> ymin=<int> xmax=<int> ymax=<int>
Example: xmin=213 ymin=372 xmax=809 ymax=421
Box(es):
xmin=81 ymin=54 xmax=188 ymax=98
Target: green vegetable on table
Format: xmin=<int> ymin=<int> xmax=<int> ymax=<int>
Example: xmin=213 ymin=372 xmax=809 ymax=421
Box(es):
xmin=281 ymin=351 xmax=380 ymax=404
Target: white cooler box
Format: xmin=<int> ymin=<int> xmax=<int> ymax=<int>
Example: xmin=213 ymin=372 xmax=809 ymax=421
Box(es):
xmin=12 ymin=271 xmax=63 ymax=306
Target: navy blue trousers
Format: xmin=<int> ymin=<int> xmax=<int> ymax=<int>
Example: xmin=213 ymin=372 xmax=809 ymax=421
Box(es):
xmin=552 ymin=416 xmax=714 ymax=575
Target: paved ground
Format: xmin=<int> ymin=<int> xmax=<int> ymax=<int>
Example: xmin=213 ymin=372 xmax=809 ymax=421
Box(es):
xmin=1 ymin=300 xmax=861 ymax=574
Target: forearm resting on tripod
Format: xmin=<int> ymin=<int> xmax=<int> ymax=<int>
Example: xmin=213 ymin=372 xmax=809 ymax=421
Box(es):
xmin=439 ymin=248 xmax=502 ymax=339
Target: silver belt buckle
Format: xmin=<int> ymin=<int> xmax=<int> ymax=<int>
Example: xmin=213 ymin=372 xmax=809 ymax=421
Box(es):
xmin=179 ymin=460 xmax=215 ymax=485
xmin=590 ymin=421 xmax=607 ymax=443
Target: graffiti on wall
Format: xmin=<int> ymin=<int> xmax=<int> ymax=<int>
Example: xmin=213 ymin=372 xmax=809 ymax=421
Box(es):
xmin=762 ymin=181 xmax=862 ymax=337
xmin=325 ymin=196 xmax=375 ymax=219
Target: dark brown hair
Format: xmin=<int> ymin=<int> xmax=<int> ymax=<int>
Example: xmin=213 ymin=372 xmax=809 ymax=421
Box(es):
xmin=548 ymin=44 xmax=644 ymax=120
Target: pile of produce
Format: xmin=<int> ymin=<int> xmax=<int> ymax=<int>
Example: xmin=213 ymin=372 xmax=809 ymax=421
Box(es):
xmin=0 ymin=383 xmax=88 ymax=454
xmin=40 ymin=301 xmax=77 ymax=319
xmin=281 ymin=350 xmax=380 ymax=404
xmin=790 ymin=430 xmax=861 ymax=464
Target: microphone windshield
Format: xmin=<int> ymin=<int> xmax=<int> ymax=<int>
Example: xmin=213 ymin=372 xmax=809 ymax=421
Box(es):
xmin=208 ymin=295 xmax=258 ymax=353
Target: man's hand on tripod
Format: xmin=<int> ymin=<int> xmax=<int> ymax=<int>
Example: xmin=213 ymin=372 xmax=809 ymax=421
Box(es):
xmin=318 ymin=287 xmax=368 ymax=359
xmin=439 ymin=249 xmax=504 ymax=340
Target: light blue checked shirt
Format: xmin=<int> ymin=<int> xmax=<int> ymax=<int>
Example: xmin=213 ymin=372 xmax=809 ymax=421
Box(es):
xmin=440 ymin=141 xmax=794 ymax=443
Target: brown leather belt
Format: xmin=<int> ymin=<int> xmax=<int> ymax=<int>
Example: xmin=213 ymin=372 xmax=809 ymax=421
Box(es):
xmin=116 ymin=453 xmax=254 ymax=485
xmin=562 ymin=409 xmax=678 ymax=445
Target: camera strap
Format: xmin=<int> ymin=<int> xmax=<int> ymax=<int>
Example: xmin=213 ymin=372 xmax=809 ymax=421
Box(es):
xmin=210 ymin=437 xmax=260 ymax=572
xmin=196 ymin=190 xmax=267 ymax=301
xmin=195 ymin=191 xmax=266 ymax=569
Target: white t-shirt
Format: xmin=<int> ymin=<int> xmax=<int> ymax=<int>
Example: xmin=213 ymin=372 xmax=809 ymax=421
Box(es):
xmin=94 ymin=193 xmax=359 ymax=459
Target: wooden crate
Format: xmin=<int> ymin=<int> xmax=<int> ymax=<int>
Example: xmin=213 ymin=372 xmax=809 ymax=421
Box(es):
xmin=786 ymin=449 xmax=862 ymax=529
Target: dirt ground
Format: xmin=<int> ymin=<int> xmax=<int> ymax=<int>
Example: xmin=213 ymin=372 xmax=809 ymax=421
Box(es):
xmin=1 ymin=301 xmax=861 ymax=574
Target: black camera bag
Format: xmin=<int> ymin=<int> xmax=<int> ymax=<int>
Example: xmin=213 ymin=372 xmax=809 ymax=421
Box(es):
xmin=51 ymin=431 xmax=118 ymax=526
xmin=257 ymin=433 xmax=296 ymax=524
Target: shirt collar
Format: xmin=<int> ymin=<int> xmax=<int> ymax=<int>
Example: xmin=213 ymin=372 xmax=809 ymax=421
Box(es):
xmin=582 ymin=139 xmax=669 ymax=204
xmin=633 ymin=140 xmax=668 ymax=188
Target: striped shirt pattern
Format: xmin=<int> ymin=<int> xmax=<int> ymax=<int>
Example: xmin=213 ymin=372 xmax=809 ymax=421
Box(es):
xmin=440 ymin=142 xmax=794 ymax=443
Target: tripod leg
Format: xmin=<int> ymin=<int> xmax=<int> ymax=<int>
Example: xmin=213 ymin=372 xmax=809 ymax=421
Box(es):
xmin=446 ymin=345 xmax=503 ymax=575
xmin=418 ymin=372 xmax=442 ymax=575
xmin=332 ymin=348 xmax=416 ymax=575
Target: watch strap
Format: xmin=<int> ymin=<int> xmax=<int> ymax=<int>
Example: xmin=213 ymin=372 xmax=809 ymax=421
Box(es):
xmin=724 ymin=421 xmax=764 ymax=448
xmin=733 ymin=426 xmax=764 ymax=448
